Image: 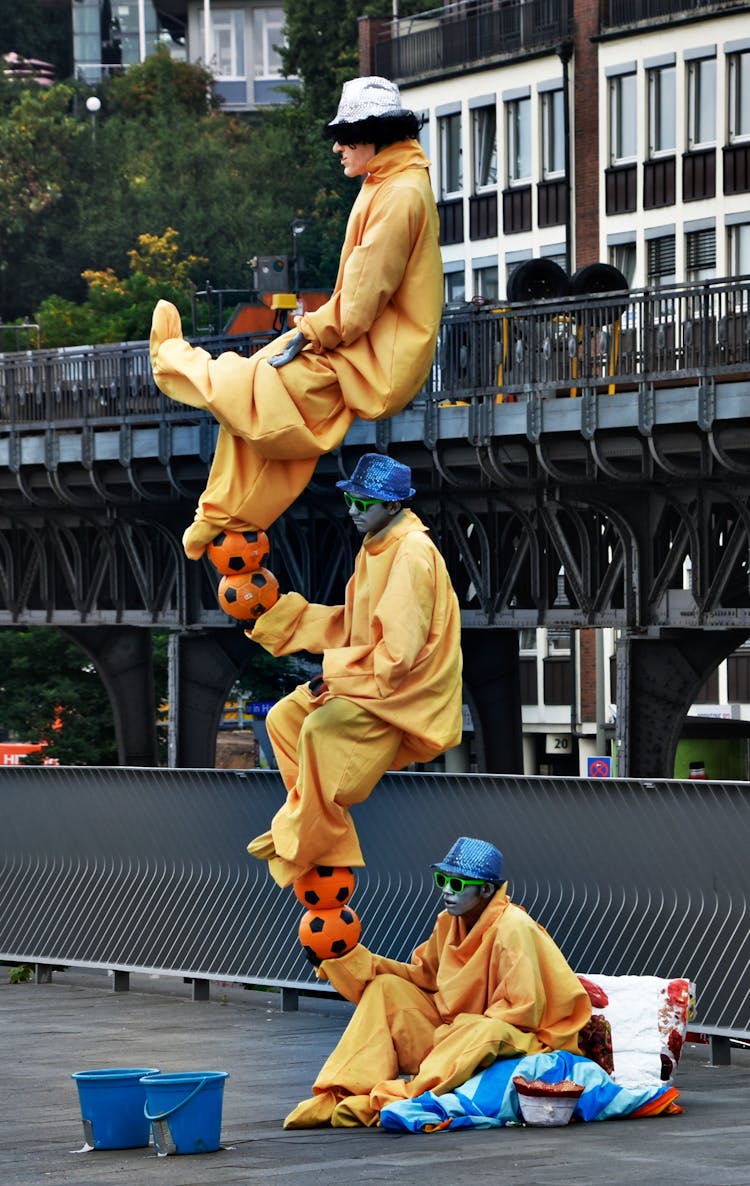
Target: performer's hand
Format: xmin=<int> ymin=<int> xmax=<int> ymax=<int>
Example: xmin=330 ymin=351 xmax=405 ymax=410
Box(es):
xmin=308 ymin=673 xmax=329 ymax=697
xmin=269 ymin=331 xmax=305 ymax=368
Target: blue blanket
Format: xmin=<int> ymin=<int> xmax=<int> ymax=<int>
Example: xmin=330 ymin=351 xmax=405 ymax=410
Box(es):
xmin=380 ymin=1051 xmax=679 ymax=1133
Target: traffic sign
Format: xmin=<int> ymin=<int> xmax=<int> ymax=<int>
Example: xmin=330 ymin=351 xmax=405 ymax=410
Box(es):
xmin=587 ymin=756 xmax=612 ymax=778
xmin=248 ymin=701 xmax=276 ymax=717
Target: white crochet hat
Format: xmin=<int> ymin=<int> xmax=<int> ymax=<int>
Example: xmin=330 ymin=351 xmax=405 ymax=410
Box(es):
xmin=327 ymin=76 xmax=411 ymax=127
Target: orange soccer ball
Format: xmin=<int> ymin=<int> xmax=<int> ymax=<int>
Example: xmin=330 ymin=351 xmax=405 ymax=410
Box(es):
xmin=217 ymin=568 xmax=279 ymax=621
xmin=207 ymin=529 xmax=270 ymax=576
xmin=293 ymin=866 xmax=356 ymax=910
xmin=298 ymin=906 xmax=362 ymax=962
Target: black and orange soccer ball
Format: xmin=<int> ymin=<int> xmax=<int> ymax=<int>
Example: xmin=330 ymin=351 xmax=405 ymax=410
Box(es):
xmin=293 ymin=866 xmax=356 ymax=910
xmin=217 ymin=568 xmax=279 ymax=621
xmin=207 ymin=529 xmax=270 ymax=576
xmin=298 ymin=905 xmax=362 ymax=962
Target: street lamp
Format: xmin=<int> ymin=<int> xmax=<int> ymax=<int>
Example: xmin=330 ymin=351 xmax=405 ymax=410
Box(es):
xmin=85 ymin=94 xmax=101 ymax=145
xmin=291 ymin=217 xmax=306 ymax=292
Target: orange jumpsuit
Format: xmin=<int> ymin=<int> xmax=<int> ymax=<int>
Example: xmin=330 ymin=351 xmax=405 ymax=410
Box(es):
xmin=149 ymin=140 xmax=442 ymax=558
xmin=247 ymin=509 xmax=463 ymax=887
xmin=285 ymin=889 xmax=592 ymax=1128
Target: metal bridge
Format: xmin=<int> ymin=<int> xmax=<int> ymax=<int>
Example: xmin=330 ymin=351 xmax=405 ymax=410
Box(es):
xmin=1 ymin=275 xmax=749 ymax=775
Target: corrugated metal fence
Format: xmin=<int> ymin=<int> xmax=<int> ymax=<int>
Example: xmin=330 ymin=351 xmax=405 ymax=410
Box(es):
xmin=1 ymin=767 xmax=747 ymax=1046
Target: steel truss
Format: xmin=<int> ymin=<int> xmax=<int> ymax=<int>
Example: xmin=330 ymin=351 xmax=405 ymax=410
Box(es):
xmin=0 ymin=501 xmax=358 ymax=627
xmin=0 ymin=437 xmax=749 ymax=630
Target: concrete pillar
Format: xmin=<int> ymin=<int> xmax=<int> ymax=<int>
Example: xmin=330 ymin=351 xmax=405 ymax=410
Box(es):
xmin=61 ymin=625 xmax=159 ymax=766
xmin=461 ymin=628 xmax=523 ymax=773
xmin=167 ymin=627 xmax=255 ymax=768
xmin=615 ymin=628 xmax=748 ymax=777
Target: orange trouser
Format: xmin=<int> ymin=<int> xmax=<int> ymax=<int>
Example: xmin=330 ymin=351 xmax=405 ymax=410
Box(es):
xmin=306 ymin=973 xmax=545 ymax=1126
xmin=150 ymin=301 xmax=354 ymax=558
xmin=262 ymin=688 xmax=403 ymax=887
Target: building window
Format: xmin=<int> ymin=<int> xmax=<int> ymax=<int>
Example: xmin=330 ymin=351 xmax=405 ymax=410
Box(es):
xmin=445 ymin=270 xmax=465 ymax=303
xmin=472 ymin=106 xmax=497 ymax=192
xmin=728 ymin=222 xmax=750 ymax=276
xmin=253 ymin=8 xmax=285 ymax=79
xmin=506 ymin=96 xmax=531 ymax=185
xmin=541 ymin=88 xmax=565 ymax=179
xmin=647 ymin=235 xmax=676 ymax=287
xmin=542 ymin=249 xmax=567 ymax=275
xmin=685 ymin=228 xmax=716 ymax=283
xmin=506 ymin=257 xmax=529 ymax=292
xmin=439 ymin=113 xmax=463 ymax=199
xmin=609 ymin=242 xmax=636 ymax=287
xmin=418 ymin=112 xmax=430 ymax=160
xmin=519 ymin=628 xmax=537 ymax=652
xmin=729 ymin=50 xmax=750 ymax=142
xmin=609 ymin=72 xmax=637 ymax=164
xmin=200 ymin=7 xmax=245 ymax=78
xmin=647 ymin=64 xmax=675 ymax=158
xmin=687 ymin=57 xmax=716 ymax=149
xmin=473 ymin=265 xmax=498 ymax=301
xmin=72 ymin=0 xmax=107 ymax=77
xmin=72 ymin=0 xmax=159 ymax=80
xmin=547 ymin=628 xmax=571 ymax=655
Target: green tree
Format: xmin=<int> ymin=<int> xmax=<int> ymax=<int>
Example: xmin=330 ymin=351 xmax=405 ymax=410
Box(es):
xmin=280 ymin=0 xmax=431 ymax=120
xmin=234 ymin=648 xmax=301 ymax=703
xmin=0 ymin=0 xmax=72 ymax=81
xmin=0 ymin=627 xmax=172 ymax=767
xmin=280 ymin=0 xmax=361 ymax=122
xmin=0 ymin=37 xmax=372 ymax=324
xmin=0 ymin=629 xmax=118 ymax=765
xmin=36 ymin=228 xmax=205 ymax=346
xmin=107 ymin=44 xmax=218 ymax=119
xmin=0 ymin=84 xmax=85 ymax=318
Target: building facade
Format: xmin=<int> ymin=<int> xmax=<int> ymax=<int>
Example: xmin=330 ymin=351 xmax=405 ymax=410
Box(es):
xmin=53 ymin=0 xmax=294 ymax=109
xmin=361 ymin=0 xmax=750 ymax=301
xmin=360 ymin=0 xmax=750 ymax=778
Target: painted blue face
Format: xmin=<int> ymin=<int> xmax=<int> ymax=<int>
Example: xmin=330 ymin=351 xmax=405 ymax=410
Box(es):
xmin=440 ymin=881 xmax=485 ymax=916
xmin=347 ymin=498 xmax=398 ymax=536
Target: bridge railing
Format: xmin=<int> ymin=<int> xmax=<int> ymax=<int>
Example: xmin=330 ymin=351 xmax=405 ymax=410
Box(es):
xmin=0 ymin=330 xmax=275 ymax=430
xmin=1 ymin=765 xmax=747 ymax=1049
xmin=375 ymin=0 xmax=574 ymax=84
xmin=0 ymin=277 xmax=748 ymax=429
xmin=432 ymin=274 xmax=750 ymax=405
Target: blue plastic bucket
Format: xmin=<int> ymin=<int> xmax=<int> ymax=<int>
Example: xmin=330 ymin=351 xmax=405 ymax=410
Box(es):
xmin=72 ymin=1067 xmax=160 ymax=1149
xmin=140 ymin=1071 xmax=229 ymax=1155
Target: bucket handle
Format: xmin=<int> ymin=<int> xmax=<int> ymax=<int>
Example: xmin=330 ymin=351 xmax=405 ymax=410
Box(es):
xmin=143 ymin=1076 xmax=209 ymax=1123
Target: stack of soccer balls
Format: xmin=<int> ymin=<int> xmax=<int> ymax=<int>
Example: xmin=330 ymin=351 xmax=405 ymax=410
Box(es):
xmin=294 ymin=866 xmax=362 ymax=963
xmin=207 ymin=529 xmax=279 ymax=622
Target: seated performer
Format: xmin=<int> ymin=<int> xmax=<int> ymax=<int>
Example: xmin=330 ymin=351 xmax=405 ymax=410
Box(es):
xmin=284 ymin=836 xmax=592 ymax=1129
xmin=149 ymin=76 xmax=442 ymax=560
xmin=246 ymin=454 xmax=463 ymax=888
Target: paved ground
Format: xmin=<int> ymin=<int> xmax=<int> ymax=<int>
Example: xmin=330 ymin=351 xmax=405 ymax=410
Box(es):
xmin=1 ymin=969 xmax=748 ymax=1186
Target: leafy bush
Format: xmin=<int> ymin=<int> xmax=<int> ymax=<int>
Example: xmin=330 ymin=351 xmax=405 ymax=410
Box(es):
xmin=36 ymin=228 xmax=202 ymax=346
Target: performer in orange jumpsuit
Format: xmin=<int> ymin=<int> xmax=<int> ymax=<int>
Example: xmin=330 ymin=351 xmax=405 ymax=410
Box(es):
xmin=284 ymin=837 xmax=592 ymax=1129
xmin=246 ymin=455 xmax=463 ymax=888
xmin=149 ymin=77 xmax=443 ymax=559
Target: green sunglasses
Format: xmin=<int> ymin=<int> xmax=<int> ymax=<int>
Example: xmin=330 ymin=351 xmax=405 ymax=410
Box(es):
xmin=343 ymin=492 xmax=384 ymax=513
xmin=433 ymin=870 xmax=487 ymax=893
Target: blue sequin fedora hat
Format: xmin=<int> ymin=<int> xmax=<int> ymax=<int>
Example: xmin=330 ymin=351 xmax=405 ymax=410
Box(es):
xmin=336 ymin=454 xmax=415 ymax=502
xmin=432 ymin=837 xmax=504 ymax=883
